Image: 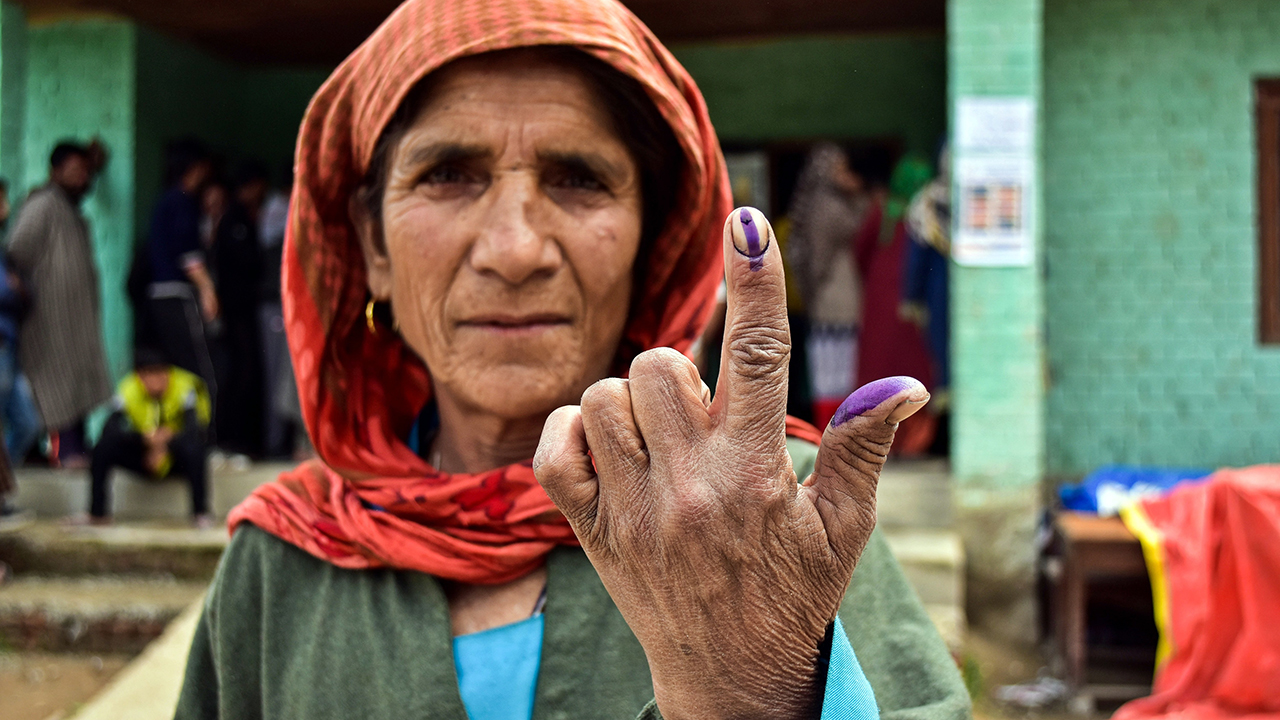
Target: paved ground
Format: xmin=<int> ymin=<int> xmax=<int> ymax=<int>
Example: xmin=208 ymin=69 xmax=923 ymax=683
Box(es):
xmin=0 ymin=652 xmax=132 ymax=720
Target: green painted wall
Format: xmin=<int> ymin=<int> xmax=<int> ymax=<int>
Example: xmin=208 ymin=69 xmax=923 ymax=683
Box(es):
xmin=134 ymin=27 xmax=238 ymax=239
xmin=1044 ymin=0 xmax=1280 ymax=473
xmin=949 ymin=0 xmax=1045 ymax=491
xmin=672 ymin=34 xmax=946 ymax=155
xmin=134 ymin=29 xmax=324 ymax=235
xmin=24 ymin=19 xmax=136 ymax=380
xmin=948 ymin=0 xmax=1044 ymax=643
xmin=234 ymin=67 xmax=328 ymax=170
xmin=0 ymin=1 xmax=26 ymax=190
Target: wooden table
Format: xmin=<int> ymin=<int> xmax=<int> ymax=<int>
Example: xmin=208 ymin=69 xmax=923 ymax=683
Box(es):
xmin=1045 ymin=512 xmax=1153 ymax=710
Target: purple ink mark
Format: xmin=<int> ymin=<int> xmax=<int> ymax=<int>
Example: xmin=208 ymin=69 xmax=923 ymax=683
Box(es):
xmin=737 ymin=208 xmax=767 ymax=271
xmin=740 ymin=208 xmax=762 ymax=255
xmin=830 ymin=376 xmax=922 ymax=426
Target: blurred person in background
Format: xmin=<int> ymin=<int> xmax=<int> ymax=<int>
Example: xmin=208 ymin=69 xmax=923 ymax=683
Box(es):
xmin=209 ymin=161 xmax=267 ymax=458
xmin=0 ymin=180 xmax=42 ymax=485
xmin=5 ymin=142 xmax=113 ymax=468
xmin=0 ymin=178 xmax=38 ymax=523
xmin=784 ymin=143 xmax=868 ymax=428
xmin=144 ymin=138 xmax=219 ymax=405
xmin=902 ymin=144 xmax=952 ymax=456
xmin=200 ymin=178 xmax=229 ymax=253
xmin=259 ymin=165 xmax=294 ymax=458
xmin=853 ymin=156 xmax=936 ymax=456
xmin=85 ymin=346 xmax=212 ymax=528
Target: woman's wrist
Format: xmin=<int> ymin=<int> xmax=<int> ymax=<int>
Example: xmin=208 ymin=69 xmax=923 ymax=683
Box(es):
xmin=649 ymin=624 xmax=826 ymax=720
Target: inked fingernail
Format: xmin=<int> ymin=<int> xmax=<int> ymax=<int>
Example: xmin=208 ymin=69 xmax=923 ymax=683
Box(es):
xmin=830 ymin=376 xmax=929 ymax=427
xmin=727 ymin=207 xmax=771 ymax=271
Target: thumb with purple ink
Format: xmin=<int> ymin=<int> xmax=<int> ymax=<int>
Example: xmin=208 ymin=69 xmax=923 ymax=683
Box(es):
xmin=802 ymin=376 xmax=930 ymax=565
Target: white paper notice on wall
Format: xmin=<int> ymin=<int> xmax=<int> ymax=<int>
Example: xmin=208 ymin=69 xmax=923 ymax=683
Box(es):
xmin=953 ymin=96 xmax=1035 ymax=267
xmin=955 ymin=97 xmax=1035 ymax=153
xmin=954 ymin=155 xmax=1033 ymax=267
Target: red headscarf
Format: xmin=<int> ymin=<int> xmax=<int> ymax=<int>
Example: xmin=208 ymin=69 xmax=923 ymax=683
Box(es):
xmin=229 ymin=0 xmax=823 ymax=584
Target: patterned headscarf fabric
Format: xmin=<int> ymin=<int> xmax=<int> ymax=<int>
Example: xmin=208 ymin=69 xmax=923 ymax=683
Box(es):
xmin=228 ymin=0 xmax=823 ymax=584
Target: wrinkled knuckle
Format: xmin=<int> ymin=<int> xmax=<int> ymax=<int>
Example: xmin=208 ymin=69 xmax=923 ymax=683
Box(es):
xmin=664 ymin=485 xmax=716 ymax=529
xmin=629 ymin=347 xmax=692 ymax=383
xmin=837 ymin=431 xmax=892 ymax=468
xmin=726 ymin=324 xmax=790 ymax=381
xmin=581 ymin=377 xmax=629 ymax=414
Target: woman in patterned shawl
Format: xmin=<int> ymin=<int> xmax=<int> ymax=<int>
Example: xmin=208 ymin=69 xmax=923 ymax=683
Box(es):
xmin=175 ymin=1 xmax=969 ymax=718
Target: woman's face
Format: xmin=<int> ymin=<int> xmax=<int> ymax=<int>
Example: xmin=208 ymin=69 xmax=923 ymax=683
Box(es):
xmin=357 ymin=52 xmax=644 ymax=423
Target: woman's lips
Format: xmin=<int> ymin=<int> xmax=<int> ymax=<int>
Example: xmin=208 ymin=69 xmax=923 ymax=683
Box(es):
xmin=456 ymin=313 xmax=572 ymax=336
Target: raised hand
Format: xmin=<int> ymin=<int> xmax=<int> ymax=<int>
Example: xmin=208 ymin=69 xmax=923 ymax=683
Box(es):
xmin=534 ymin=207 xmax=928 ymax=719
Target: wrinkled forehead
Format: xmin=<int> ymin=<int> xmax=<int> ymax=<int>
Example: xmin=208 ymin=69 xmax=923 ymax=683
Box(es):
xmin=379 ymin=47 xmax=629 ymax=154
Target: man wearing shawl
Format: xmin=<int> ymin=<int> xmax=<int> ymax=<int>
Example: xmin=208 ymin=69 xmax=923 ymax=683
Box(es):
xmin=175 ymin=1 xmax=970 ymax=717
xmin=6 ymin=143 xmax=113 ymax=464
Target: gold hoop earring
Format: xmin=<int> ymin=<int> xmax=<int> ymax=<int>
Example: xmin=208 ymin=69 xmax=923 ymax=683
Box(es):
xmin=365 ymin=299 xmax=378 ymax=335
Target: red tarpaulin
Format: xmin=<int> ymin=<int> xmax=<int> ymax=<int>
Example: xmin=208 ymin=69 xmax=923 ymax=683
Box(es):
xmin=1117 ymin=465 xmax=1280 ymax=720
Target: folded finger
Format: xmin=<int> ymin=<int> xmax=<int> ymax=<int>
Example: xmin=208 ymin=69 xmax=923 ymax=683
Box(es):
xmin=628 ymin=347 xmax=713 ymax=454
xmin=534 ymin=405 xmax=599 ymax=537
xmin=579 ymin=378 xmax=650 ymax=506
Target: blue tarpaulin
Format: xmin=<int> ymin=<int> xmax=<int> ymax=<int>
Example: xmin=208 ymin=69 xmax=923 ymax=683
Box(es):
xmin=1059 ymin=466 xmax=1211 ymax=516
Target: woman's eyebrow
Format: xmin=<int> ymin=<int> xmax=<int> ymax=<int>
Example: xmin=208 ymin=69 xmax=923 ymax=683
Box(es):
xmin=401 ymin=142 xmax=492 ymax=169
xmin=537 ymin=150 xmax=627 ymax=183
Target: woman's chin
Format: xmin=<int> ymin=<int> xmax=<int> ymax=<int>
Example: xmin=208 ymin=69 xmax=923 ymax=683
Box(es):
xmin=450 ymin=365 xmax=586 ymax=422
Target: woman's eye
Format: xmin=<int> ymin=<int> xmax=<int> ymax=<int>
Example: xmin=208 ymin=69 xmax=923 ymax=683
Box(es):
xmin=547 ymin=167 xmax=606 ymax=192
xmin=422 ymin=165 xmax=474 ymax=185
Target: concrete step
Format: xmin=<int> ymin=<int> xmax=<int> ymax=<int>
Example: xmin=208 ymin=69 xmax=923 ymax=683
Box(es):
xmin=0 ymin=576 xmax=206 ymax=654
xmin=10 ymin=461 xmax=292 ymax=522
xmin=0 ymin=522 xmax=227 ymax=579
xmin=883 ymin=527 xmax=966 ymax=651
xmin=877 ymin=458 xmax=953 ymax=530
xmin=67 ymin=597 xmax=204 ymax=720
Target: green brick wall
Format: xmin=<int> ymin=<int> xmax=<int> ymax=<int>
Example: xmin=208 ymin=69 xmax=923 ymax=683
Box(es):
xmin=24 ymin=19 xmax=137 ymax=380
xmin=1044 ymin=0 xmax=1280 ymax=473
xmin=672 ymin=34 xmax=946 ymax=156
xmin=949 ymin=0 xmax=1045 ymax=491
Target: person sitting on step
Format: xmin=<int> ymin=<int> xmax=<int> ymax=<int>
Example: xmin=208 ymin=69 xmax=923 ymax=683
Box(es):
xmin=87 ymin=347 xmax=212 ymax=529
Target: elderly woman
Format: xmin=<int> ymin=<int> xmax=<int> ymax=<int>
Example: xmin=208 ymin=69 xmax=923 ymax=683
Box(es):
xmin=174 ymin=0 xmax=969 ymax=718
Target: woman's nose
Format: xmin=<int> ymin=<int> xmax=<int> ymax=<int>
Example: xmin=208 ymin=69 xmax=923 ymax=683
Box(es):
xmin=469 ymin=174 xmax=561 ymax=285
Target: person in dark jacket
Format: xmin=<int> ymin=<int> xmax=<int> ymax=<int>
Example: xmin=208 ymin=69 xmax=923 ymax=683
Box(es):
xmin=209 ymin=163 xmax=267 ymax=457
xmin=143 ymin=139 xmax=218 ymax=397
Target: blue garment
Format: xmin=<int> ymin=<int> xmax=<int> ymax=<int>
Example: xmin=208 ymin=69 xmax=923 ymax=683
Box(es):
xmin=822 ymin=617 xmax=880 ymax=719
xmin=452 ymin=615 xmax=877 ymax=720
xmin=454 ymin=615 xmax=544 ymax=720
xmin=901 ymin=236 xmax=949 ymax=390
xmin=0 ymin=256 xmax=24 ymax=346
xmin=0 ymin=339 xmax=41 ymax=461
xmin=147 ymin=187 xmax=204 ymax=284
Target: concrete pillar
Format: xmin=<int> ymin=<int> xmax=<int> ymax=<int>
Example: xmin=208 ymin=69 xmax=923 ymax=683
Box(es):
xmin=0 ymin=1 xmax=27 ymax=188
xmin=24 ymin=17 xmax=137 ymax=379
xmin=948 ymin=0 xmax=1046 ymax=644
